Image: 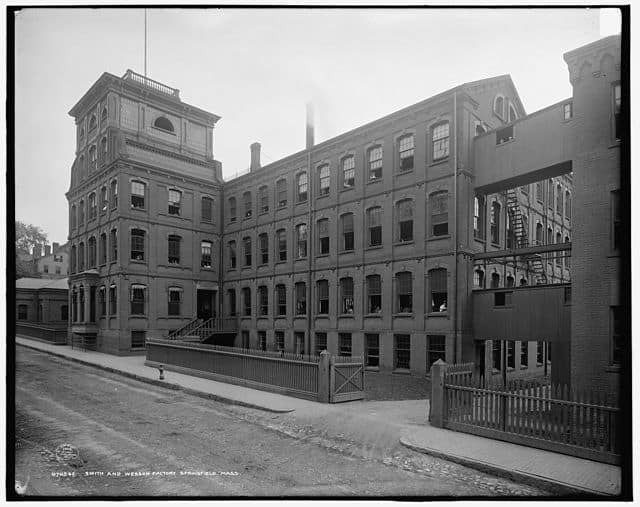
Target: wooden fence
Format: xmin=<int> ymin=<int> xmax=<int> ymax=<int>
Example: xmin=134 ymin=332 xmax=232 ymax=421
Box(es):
xmin=16 ymin=323 xmax=68 ymax=345
xmin=430 ymin=360 xmax=620 ymax=465
xmin=146 ymin=338 xmax=364 ymax=403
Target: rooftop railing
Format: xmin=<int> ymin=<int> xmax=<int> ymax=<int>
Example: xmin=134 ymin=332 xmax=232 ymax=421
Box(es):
xmin=122 ymin=69 xmax=180 ymax=99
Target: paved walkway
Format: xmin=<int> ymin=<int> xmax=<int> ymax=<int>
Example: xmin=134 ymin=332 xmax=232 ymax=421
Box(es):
xmin=15 ymin=336 xmax=621 ymax=497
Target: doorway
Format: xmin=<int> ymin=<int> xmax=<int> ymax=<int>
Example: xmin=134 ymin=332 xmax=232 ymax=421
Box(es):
xmin=197 ymin=290 xmax=216 ymax=320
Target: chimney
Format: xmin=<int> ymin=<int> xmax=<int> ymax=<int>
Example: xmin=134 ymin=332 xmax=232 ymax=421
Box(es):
xmin=44 ymin=245 xmax=51 ymax=257
xmin=33 ymin=245 xmax=42 ymax=258
xmin=53 ymin=242 xmax=60 ymax=255
xmin=306 ymin=102 xmax=314 ymax=149
xmin=250 ymin=142 xmax=261 ymax=172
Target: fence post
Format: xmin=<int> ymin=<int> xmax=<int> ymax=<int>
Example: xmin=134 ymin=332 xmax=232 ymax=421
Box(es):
xmin=317 ymin=350 xmax=331 ymax=403
xmin=430 ymin=359 xmax=446 ymax=427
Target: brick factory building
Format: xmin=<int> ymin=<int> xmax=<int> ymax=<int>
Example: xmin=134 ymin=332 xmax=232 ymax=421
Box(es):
xmin=65 ymin=35 xmax=624 ymax=395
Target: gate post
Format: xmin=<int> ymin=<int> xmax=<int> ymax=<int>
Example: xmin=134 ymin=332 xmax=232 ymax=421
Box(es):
xmin=317 ymin=350 xmax=331 ymax=403
xmin=430 ymin=359 xmax=446 ymax=427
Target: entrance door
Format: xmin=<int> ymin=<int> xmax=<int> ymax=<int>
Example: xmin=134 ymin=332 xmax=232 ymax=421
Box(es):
xmin=197 ymin=290 xmax=216 ymax=320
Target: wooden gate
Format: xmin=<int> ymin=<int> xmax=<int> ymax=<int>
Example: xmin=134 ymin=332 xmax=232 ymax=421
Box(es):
xmin=329 ymin=356 xmax=365 ymax=403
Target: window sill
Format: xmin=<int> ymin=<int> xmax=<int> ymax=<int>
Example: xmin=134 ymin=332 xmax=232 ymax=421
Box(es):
xmin=257 ymin=315 xmax=269 ymax=320
xmin=365 ymin=313 xmax=382 ymax=318
xmin=228 ymin=219 xmax=237 ymax=224
xmin=427 ymin=235 xmax=450 ymax=241
xmin=130 ymin=207 xmax=146 ymax=212
xmin=295 ymin=257 xmax=308 ymax=261
xmin=317 ymin=193 xmax=330 ymax=200
xmin=365 ymin=366 xmax=379 ymax=371
xmin=130 ymin=260 xmax=147 ymax=265
xmin=241 ymin=316 xmax=252 ymax=320
xmin=367 ymin=178 xmax=382 ymax=185
xmin=341 ymin=185 xmax=354 ymax=193
xmin=201 ymin=266 xmax=213 ymax=270
xmin=393 ymin=313 xmax=414 ymax=318
xmin=339 ymin=249 xmax=355 ymax=255
xmin=165 ymin=316 xmax=185 ymax=320
xmin=496 ymin=138 xmax=516 ymax=148
xmin=394 ymin=240 xmax=414 ymax=246
xmin=392 ymin=369 xmax=411 ymax=375
xmin=275 ymin=260 xmax=287 ymax=265
xmin=316 ymin=253 xmax=329 ymax=258
xmin=520 ymin=365 xmax=528 ymax=370
xmin=294 ymin=315 xmax=306 ymax=319
xmin=608 ymin=142 xmax=621 ymax=150
xmin=296 ymin=200 xmax=308 ymax=205
xmin=242 ymin=216 xmax=253 ymax=221
xmin=315 ymin=314 xmax=329 ymax=319
xmin=492 ymin=305 xmax=514 ymax=310
xmin=277 ymin=204 xmax=287 ymax=210
xmin=366 ymin=244 xmax=383 ymax=250
xmin=429 ymin=158 xmax=449 ymax=167
xmin=258 ymin=262 xmax=269 ymax=267
xmin=396 ymin=169 xmax=414 ymax=176
xmin=275 ymin=315 xmax=287 ymax=319
xmin=339 ymin=314 xmax=355 ymax=319
xmin=427 ymin=312 xmax=449 ymax=317
xmin=259 ymin=210 xmax=269 ymax=216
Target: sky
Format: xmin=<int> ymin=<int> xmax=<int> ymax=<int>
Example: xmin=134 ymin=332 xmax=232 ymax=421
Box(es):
xmin=13 ymin=6 xmax=620 ymax=245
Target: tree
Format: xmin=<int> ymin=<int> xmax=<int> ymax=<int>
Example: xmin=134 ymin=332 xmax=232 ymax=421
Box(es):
xmin=15 ymin=221 xmax=48 ymax=279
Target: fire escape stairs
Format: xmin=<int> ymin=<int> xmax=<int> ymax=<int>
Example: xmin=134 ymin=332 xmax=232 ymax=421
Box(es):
xmin=505 ymin=189 xmax=547 ymax=284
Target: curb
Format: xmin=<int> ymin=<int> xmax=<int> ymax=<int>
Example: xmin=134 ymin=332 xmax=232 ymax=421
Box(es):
xmin=400 ymin=437 xmax=610 ymax=497
xmin=16 ymin=341 xmax=294 ymax=414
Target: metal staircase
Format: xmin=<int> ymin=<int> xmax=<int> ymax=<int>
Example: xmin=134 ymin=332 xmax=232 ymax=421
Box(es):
xmin=505 ymin=189 xmax=547 ymax=284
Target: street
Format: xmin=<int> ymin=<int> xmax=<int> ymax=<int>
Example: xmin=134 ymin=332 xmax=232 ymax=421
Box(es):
xmin=14 ymin=346 xmax=549 ymax=497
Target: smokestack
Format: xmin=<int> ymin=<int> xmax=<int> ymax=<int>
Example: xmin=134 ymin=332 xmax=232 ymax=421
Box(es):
xmin=250 ymin=142 xmax=261 ymax=172
xmin=306 ymin=102 xmax=314 ymax=149
xmin=44 ymin=245 xmax=51 ymax=257
xmin=53 ymin=242 xmax=60 ymax=255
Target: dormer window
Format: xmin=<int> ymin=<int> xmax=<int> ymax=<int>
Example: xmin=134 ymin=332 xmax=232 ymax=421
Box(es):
xmin=494 ymin=95 xmax=505 ymax=119
xmin=153 ymin=116 xmax=175 ymax=133
xmin=89 ymin=114 xmax=97 ymax=131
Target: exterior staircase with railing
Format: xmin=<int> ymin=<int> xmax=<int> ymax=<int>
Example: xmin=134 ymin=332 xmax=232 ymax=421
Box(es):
xmin=167 ymin=317 xmax=238 ymax=343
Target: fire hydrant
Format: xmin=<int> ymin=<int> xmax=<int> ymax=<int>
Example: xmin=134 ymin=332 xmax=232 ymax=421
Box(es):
xmin=158 ymin=365 xmax=165 ymax=380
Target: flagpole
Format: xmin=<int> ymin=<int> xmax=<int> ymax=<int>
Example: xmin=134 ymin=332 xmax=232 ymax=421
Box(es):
xmin=144 ymin=9 xmax=147 ymax=77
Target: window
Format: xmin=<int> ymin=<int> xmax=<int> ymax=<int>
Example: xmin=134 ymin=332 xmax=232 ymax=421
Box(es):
xmin=396 ymin=272 xmax=412 ymax=313
xmin=536 ymin=341 xmax=544 ymax=365
xmin=494 ymin=291 xmax=513 ymax=306
xmin=201 ymin=240 xmax=212 ymax=268
xmin=242 ymin=331 xmax=250 ymax=349
xmin=340 ymin=277 xmax=354 ymax=314
xmin=341 ymin=213 xmax=354 ymax=251
xmin=368 ymin=146 xmax=383 ymax=181
xmin=43 ymin=265 xmax=49 ymax=274
xmin=243 ymin=237 xmax=252 ymax=266
xmin=535 ymin=182 xmax=543 ymax=202
xmin=167 ymin=235 xmax=181 ymax=264
xmin=490 ymin=272 xmax=500 ymax=288
xmin=492 ymin=340 xmax=502 ymax=371
xmin=88 ymin=192 xmax=97 ymax=220
xmin=367 ymin=275 xmax=382 ymax=314
xmin=521 ymin=342 xmax=528 ymax=368
xmin=71 ymin=288 xmax=77 ymax=321
xmin=474 ymin=196 xmax=486 ymax=239
xmin=276 ymin=178 xmax=287 ymax=207
xmin=227 ymin=289 xmax=236 ymax=316
xmin=612 ymin=190 xmax=621 ymax=252
xmin=611 ymin=306 xmax=625 ymax=366
xmin=258 ymin=186 xmax=269 ymax=213
xmin=317 ymin=218 xmax=330 ymax=255
xmin=506 ymin=275 xmax=515 ymax=287
xmin=154 ymin=116 xmax=174 ymax=133
xmin=547 ymin=179 xmax=553 ymax=209
xmin=494 ymin=96 xmax=504 ymax=118
xmin=318 ymin=165 xmax=330 ymax=196
xmin=613 ymin=83 xmax=621 ymax=140
xmin=431 ymin=193 xmax=448 ymax=237
xmin=131 ymin=229 xmax=145 ymax=261
xmin=79 ymin=286 xmax=85 ymax=321
xmin=398 ymin=134 xmax=414 ymax=172
xmin=71 ymin=204 xmax=77 ymax=229
xmin=61 ymin=305 xmax=68 ymax=321
xmin=317 ymin=280 xmax=329 ymax=314
xmin=294 ymin=331 xmax=305 ymax=355
xmin=506 ymin=341 xmax=516 ymax=369
xmin=110 ymin=228 xmax=118 ymax=262
xmin=394 ymin=334 xmax=411 ymax=370
xmin=563 ymin=102 xmax=573 ymax=120
xmin=56 ymin=266 xmax=61 ymax=275
xmin=110 ymin=179 xmax=118 ymax=209
xmin=78 ymin=242 xmax=85 ymax=271
xmin=109 ymin=284 xmax=117 ymax=314
xmin=339 ymin=333 xmax=352 ymax=357
xmin=490 ymin=201 xmax=500 ymax=245
xmin=130 ymin=284 xmax=146 ymax=315
xmin=201 ymin=197 xmax=213 ymax=222
xmin=101 ymin=106 xmax=107 ymax=122
xmin=168 ymin=288 xmax=182 ymax=316
xmin=555 ymin=184 xmax=562 ymax=214
xmin=258 ymin=286 xmax=268 ymax=316
xmin=432 ymin=122 xmax=450 ymax=160
xmin=565 ymin=191 xmax=571 ymax=220
xmin=242 ymin=287 xmax=251 ymax=316
xmin=365 ymin=334 xmax=380 ymax=367
xmin=565 ymin=236 xmax=571 ymax=268
xmin=555 ymin=232 xmax=562 ymax=266
xmin=258 ymin=331 xmax=267 ymax=351
xmin=275 ymin=331 xmax=285 ymax=352
xmin=99 ymin=233 xmax=107 ymax=264
xmin=427 ymin=335 xmax=446 ymax=368
xmin=228 ymin=197 xmax=237 ymax=222
xmin=474 ymin=269 xmax=484 ymax=288
xmin=297 ymin=172 xmax=308 ymax=202
xmin=429 ymin=268 xmax=447 ymax=313
xmin=276 ymin=284 xmax=287 ymax=316
xmin=342 ymin=156 xmax=355 ymax=188
xmin=546 ymin=227 xmax=553 ymax=247
xmin=508 ymin=104 xmax=518 ymax=123
xmin=131 ymin=330 xmax=146 ymax=349
xmin=259 ymin=233 xmax=269 ymax=264
xmin=367 ymin=207 xmax=382 ymax=247
xmin=315 ymin=332 xmax=327 ymax=355
xmin=168 ymin=189 xmax=182 ymax=215
xmin=296 ymin=224 xmax=308 ymax=258
xmin=535 ymin=222 xmax=543 ymax=245
xmin=70 ymin=245 xmax=76 ymax=273
xmin=277 ymin=229 xmax=287 ymax=261
xmin=88 ymin=236 xmax=96 ymax=267
xmin=397 ymin=200 xmax=414 ymax=242
xmin=100 ymin=186 xmax=108 ymax=213
xmin=131 ymin=181 xmax=145 ymax=209
xmin=89 ymin=145 xmax=97 ymax=170
xmin=18 ymin=305 xmax=28 ymax=320
xmin=100 ymin=136 xmax=108 ymax=159
xmin=520 ymin=184 xmax=529 ymax=195
xmin=295 ymin=282 xmax=306 ymax=315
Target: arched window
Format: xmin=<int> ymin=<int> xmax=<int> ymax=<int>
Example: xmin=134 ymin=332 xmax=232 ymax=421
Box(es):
xmin=228 ymin=196 xmax=237 ymax=222
xmin=276 ymin=178 xmax=287 ymax=207
xmin=295 ymin=282 xmax=306 ymax=315
xmin=109 ymin=284 xmax=117 ymax=315
xmin=228 ymin=240 xmax=237 ymax=268
xmin=100 ymin=186 xmax=108 ymax=212
xmin=70 ymin=245 xmax=76 ymax=273
xmin=89 ymin=145 xmax=97 ymax=170
xmin=79 ymin=285 xmax=85 ymax=321
xmin=474 ymin=269 xmax=485 ymax=288
xmin=494 ymin=96 xmax=505 ymax=118
xmin=99 ymin=233 xmax=107 ymax=264
xmin=366 ymin=274 xmax=382 ymax=314
xmin=78 ymin=199 xmax=85 ymax=224
xmin=398 ymin=134 xmax=415 ymax=172
xmin=474 ymin=196 xmax=486 ymax=239
xmin=201 ymin=196 xmax=213 ymax=222
xmin=258 ymin=185 xmax=269 ymax=213
xmin=168 ymin=189 xmax=182 ymax=215
xmin=98 ymin=286 xmax=106 ymax=317
xmin=342 ymin=156 xmax=355 ymax=188
xmin=490 ymin=272 xmax=500 ymax=288
xmin=201 ymin=240 xmax=212 ymax=268
xmin=130 ymin=284 xmax=146 ymax=315
xmin=431 ymin=122 xmax=450 ymax=160
xmin=258 ymin=285 xmax=269 ymax=316
xmin=243 ymin=236 xmax=252 ymax=266
xmin=110 ymin=228 xmax=118 ymax=262
xmin=131 ymin=229 xmax=145 ymax=261
xmin=227 ymin=288 xmax=237 ymax=317
xmin=100 ymin=136 xmax=108 ymax=155
xmin=506 ymin=274 xmax=515 ymax=287
xmin=565 ymin=191 xmax=571 ymax=220
xmin=318 ymin=164 xmax=330 ymax=196
xmin=556 ymin=184 xmax=563 ymax=214
xmin=520 ymin=277 xmax=528 ymax=286
xmin=565 ymin=236 xmax=571 ymax=268
xmin=168 ymin=235 xmax=181 ymax=264
xmin=508 ymin=104 xmax=518 ymax=123
xmin=397 ymin=199 xmax=414 ymax=242
xmin=429 ymin=268 xmax=448 ymax=313
xmin=243 ymin=191 xmax=252 ymax=218
xmin=430 ymin=192 xmax=449 ymax=237
xmin=89 ymin=114 xmax=97 ymax=131
xmin=367 ymin=207 xmax=382 ymax=246
xmin=547 ymin=179 xmax=553 ymax=208
xmin=490 ymin=201 xmax=501 ymax=244
xmin=275 ymin=284 xmax=287 ymax=316
xmin=368 ymin=146 xmax=383 ymax=181
xmin=317 ymin=280 xmax=329 ymax=314
xmin=341 ymin=213 xmax=354 ymax=251
xmin=296 ymin=172 xmax=308 ymax=202
xmin=340 ymin=277 xmax=354 ymax=314
xmin=317 ymin=218 xmax=330 ymax=255
xmin=88 ymin=192 xmax=97 ymax=220
xmin=131 ymin=180 xmax=146 ymax=209
xmin=78 ymin=242 xmax=85 ymax=271
xmin=71 ymin=204 xmax=77 ymax=229
xmin=153 ymin=116 xmax=174 ymax=133
xmin=395 ymin=272 xmax=413 ymax=313
xmin=258 ymin=233 xmax=269 ymax=264
xmin=296 ymin=223 xmax=307 ymax=258
xmin=110 ymin=179 xmax=118 ymax=209
xmin=242 ymin=287 xmax=252 ymax=316
xmin=168 ymin=287 xmax=182 ymax=316
xmin=276 ymin=229 xmax=287 ymax=261
xmin=547 ymin=226 xmax=553 ymax=246
xmin=555 ymin=232 xmax=562 ymax=266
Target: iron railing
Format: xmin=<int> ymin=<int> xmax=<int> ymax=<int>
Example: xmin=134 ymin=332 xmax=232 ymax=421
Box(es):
xmin=16 ymin=323 xmax=68 ymax=345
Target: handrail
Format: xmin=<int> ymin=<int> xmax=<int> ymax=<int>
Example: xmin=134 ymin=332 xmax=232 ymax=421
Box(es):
xmin=122 ymin=69 xmax=180 ymax=98
xmin=168 ymin=317 xmax=202 ymax=339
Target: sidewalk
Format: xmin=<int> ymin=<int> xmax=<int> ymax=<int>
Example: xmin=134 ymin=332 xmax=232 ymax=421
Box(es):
xmin=15 ymin=336 xmax=621 ymax=497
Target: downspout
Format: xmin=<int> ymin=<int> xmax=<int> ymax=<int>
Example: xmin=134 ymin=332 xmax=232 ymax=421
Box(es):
xmin=453 ymin=91 xmax=459 ymax=363
xmin=306 ymin=148 xmax=313 ymax=355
